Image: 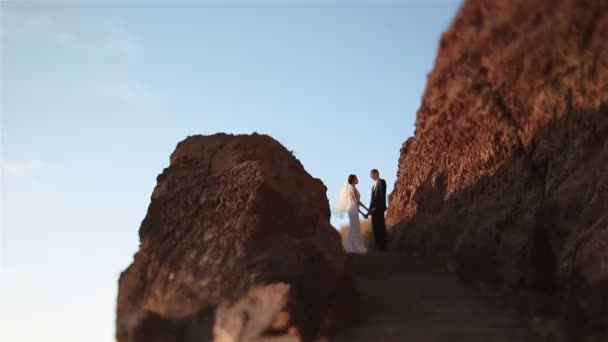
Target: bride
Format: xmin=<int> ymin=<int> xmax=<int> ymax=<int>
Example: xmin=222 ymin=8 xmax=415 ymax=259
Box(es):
xmin=337 ymin=174 xmax=368 ymax=254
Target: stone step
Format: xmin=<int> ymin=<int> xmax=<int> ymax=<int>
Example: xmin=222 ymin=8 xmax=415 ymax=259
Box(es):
xmin=363 ymin=314 xmax=530 ymax=327
xmin=347 ymin=253 xmax=440 ymax=272
xmin=347 ymin=324 xmax=533 ymax=336
xmin=331 ymin=330 xmax=537 ymax=342
xmin=360 ymin=307 xmax=520 ymax=317
xmin=330 ymin=337 xmax=538 ymax=342
xmin=355 ymin=280 xmax=485 ymax=297
xmin=335 ymin=254 xmax=540 ymax=341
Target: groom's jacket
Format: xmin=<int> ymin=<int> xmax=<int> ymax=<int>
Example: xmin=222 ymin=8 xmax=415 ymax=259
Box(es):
xmin=370 ymin=179 xmax=387 ymax=213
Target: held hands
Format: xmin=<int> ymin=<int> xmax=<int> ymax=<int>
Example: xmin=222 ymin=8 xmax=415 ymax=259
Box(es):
xmin=362 ymin=208 xmax=375 ymax=219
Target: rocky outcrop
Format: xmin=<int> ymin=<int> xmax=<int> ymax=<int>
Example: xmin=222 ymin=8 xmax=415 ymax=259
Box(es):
xmin=116 ymin=134 xmax=359 ymax=342
xmin=387 ymin=0 xmax=608 ymax=335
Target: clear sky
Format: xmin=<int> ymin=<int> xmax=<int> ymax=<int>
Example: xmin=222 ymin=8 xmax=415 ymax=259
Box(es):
xmin=1 ymin=1 xmax=461 ymax=340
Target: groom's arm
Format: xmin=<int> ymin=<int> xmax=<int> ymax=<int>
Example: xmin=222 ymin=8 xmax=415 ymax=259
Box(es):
xmin=369 ymin=186 xmax=378 ymax=214
xmin=380 ymin=180 xmax=387 ymax=210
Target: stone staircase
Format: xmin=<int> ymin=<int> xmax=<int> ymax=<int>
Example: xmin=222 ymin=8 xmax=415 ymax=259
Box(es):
xmin=332 ymin=252 xmax=539 ymax=341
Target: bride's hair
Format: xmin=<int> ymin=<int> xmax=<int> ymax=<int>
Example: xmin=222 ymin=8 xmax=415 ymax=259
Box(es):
xmin=348 ymin=174 xmax=357 ymax=184
xmin=336 ymin=175 xmax=357 ymax=214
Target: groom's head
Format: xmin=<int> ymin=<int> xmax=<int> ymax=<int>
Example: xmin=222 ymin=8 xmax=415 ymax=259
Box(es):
xmin=370 ymin=169 xmax=379 ymax=181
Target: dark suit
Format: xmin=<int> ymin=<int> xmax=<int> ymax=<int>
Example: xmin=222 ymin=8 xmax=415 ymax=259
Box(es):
xmin=369 ymin=178 xmax=388 ymax=251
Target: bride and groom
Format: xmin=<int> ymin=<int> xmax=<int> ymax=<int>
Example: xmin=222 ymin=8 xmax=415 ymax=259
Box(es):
xmin=337 ymin=169 xmax=388 ymax=253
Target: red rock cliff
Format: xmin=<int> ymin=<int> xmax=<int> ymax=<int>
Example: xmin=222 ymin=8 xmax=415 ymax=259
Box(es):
xmin=387 ymin=0 xmax=608 ymax=333
xmin=116 ymin=134 xmax=358 ymax=342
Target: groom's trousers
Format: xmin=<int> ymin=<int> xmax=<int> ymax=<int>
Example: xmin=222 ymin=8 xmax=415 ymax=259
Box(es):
xmin=371 ymin=211 xmax=388 ymax=251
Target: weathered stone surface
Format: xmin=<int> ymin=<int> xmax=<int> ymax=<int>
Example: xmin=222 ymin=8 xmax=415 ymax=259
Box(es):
xmin=116 ymin=134 xmax=359 ymax=342
xmin=387 ymin=0 xmax=608 ymax=334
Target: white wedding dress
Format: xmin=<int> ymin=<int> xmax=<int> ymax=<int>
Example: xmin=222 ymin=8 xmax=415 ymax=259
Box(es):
xmin=342 ymin=184 xmax=368 ymax=254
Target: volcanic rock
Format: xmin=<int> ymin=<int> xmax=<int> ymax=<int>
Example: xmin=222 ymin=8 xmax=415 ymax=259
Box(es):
xmin=387 ymin=0 xmax=608 ymax=334
xmin=116 ymin=134 xmax=359 ymax=342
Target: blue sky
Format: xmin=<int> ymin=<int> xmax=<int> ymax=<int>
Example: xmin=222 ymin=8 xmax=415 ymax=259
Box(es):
xmin=0 ymin=1 xmax=461 ymax=340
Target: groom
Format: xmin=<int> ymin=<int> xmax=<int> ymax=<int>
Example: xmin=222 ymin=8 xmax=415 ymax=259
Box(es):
xmin=367 ymin=169 xmax=388 ymax=251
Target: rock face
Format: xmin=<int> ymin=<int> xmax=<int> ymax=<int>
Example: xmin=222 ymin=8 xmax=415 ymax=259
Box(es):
xmin=387 ymin=0 xmax=608 ymax=334
xmin=116 ymin=134 xmax=358 ymax=342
